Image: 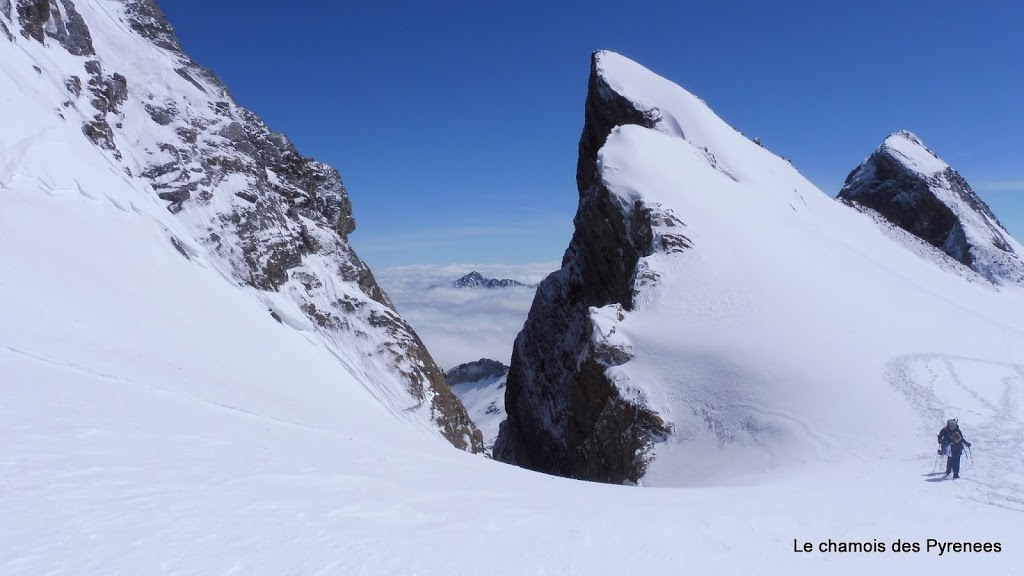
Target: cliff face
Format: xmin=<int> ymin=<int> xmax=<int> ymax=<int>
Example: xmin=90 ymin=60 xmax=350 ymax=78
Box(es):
xmin=839 ymin=131 xmax=1024 ymax=285
xmin=493 ymin=52 xmax=673 ymax=483
xmin=3 ymin=0 xmax=482 ymax=452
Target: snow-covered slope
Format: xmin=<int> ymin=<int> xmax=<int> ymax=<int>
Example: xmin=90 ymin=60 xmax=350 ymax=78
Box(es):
xmin=0 ymin=0 xmax=481 ymax=450
xmin=839 ymin=131 xmax=1024 ymax=284
xmin=446 ymin=359 xmax=509 ymax=453
xmin=4 ymin=30 xmax=1024 ymax=575
xmin=496 ymin=50 xmax=1024 ymax=497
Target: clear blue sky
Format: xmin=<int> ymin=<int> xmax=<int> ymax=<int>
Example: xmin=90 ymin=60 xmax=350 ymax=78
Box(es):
xmin=160 ymin=0 xmax=1024 ymax=268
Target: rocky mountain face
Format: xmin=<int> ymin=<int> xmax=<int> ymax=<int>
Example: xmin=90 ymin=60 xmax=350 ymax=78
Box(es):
xmin=493 ymin=52 xmax=673 ymax=484
xmin=839 ymin=131 xmax=1024 ymax=284
xmin=453 ymin=271 xmax=530 ymax=289
xmin=3 ymin=0 xmax=482 ymax=452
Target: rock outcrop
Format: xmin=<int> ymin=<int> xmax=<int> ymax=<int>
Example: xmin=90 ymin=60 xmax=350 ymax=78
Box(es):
xmin=4 ymin=0 xmax=482 ymax=452
xmin=493 ymin=52 xmax=673 ymax=483
xmin=839 ymin=131 xmax=1024 ymax=284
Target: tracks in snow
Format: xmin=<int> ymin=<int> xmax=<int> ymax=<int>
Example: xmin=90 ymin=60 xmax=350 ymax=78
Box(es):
xmin=887 ymin=353 xmax=1024 ymax=512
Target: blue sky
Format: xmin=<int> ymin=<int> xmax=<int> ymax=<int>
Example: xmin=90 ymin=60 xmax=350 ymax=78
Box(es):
xmin=160 ymin=0 xmax=1024 ymax=268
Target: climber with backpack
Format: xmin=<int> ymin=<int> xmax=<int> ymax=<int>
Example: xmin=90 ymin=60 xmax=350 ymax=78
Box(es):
xmin=937 ymin=418 xmax=972 ymax=479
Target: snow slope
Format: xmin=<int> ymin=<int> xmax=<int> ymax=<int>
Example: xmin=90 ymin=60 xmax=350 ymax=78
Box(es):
xmin=4 ymin=10 xmax=1024 ymax=574
xmin=446 ymin=360 xmax=509 ymax=453
xmin=586 ymin=52 xmax=1024 ymax=498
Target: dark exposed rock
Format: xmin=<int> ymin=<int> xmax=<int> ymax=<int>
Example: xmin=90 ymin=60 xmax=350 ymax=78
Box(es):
xmin=122 ymin=0 xmax=181 ymax=52
xmin=158 ymin=189 xmax=190 ymax=204
xmin=16 ymin=0 xmax=47 ymax=43
xmin=82 ymin=119 xmax=116 ymax=153
xmin=16 ymin=0 xmax=94 ymax=55
xmin=143 ymin=103 xmax=175 ymax=125
xmin=660 ymin=233 xmax=693 ymax=253
xmin=65 ymin=76 xmax=81 ymax=97
xmin=175 ymin=68 xmax=207 ymax=93
xmin=445 ymin=359 xmax=509 ymax=386
xmin=494 ymin=52 xmax=675 ymax=483
xmin=1 ymin=20 xmax=13 ymax=43
xmin=85 ymin=61 xmax=128 ymax=115
xmin=234 ymin=191 xmax=257 ymax=204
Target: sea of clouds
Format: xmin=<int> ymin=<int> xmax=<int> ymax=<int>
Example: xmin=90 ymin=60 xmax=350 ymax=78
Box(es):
xmin=374 ymin=263 xmax=558 ymax=370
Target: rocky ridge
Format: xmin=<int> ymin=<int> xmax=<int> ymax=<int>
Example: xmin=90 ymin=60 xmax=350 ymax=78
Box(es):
xmin=2 ymin=0 xmax=482 ymax=452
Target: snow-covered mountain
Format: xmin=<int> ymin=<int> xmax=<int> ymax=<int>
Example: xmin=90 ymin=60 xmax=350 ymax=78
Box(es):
xmin=494 ymin=51 xmax=1024 ymax=492
xmin=445 ymin=359 xmax=509 ymax=453
xmin=5 ymin=28 xmax=1024 ymax=574
xmin=453 ymin=271 xmax=531 ymax=289
xmin=839 ymin=131 xmax=1024 ymax=285
xmin=0 ymin=0 xmax=481 ymax=451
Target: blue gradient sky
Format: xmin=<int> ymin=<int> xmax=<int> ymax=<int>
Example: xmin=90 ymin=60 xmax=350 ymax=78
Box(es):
xmin=160 ymin=0 xmax=1024 ymax=268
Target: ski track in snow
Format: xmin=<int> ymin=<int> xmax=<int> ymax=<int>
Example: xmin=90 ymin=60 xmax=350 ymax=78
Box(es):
xmin=1 ymin=345 xmax=331 ymax=435
xmin=887 ymin=354 xmax=1024 ymax=512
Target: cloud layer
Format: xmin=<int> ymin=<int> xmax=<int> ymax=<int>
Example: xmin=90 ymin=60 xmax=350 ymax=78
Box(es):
xmin=374 ymin=263 xmax=557 ymax=370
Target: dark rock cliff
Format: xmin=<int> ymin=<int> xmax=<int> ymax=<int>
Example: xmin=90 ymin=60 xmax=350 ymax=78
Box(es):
xmin=493 ymin=52 xmax=672 ymax=483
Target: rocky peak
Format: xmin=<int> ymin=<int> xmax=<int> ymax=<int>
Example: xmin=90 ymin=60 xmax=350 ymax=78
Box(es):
xmin=445 ymin=359 xmax=509 ymax=386
xmin=5 ymin=0 xmax=483 ymax=453
xmin=453 ymin=271 xmax=529 ymax=289
xmin=493 ymin=51 xmax=674 ymax=484
xmin=839 ymin=131 xmax=1024 ymax=284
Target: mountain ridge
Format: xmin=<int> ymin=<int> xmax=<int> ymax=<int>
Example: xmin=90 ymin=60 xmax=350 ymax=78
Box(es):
xmin=1 ymin=0 xmax=482 ymax=452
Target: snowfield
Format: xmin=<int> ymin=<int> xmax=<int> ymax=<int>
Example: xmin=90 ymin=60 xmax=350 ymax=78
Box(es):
xmin=2 ymin=3 xmax=1024 ymax=574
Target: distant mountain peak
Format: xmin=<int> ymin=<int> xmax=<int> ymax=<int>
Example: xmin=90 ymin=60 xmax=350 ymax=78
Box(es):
xmin=839 ymin=132 xmax=1024 ymax=284
xmin=453 ymin=271 xmax=530 ymax=289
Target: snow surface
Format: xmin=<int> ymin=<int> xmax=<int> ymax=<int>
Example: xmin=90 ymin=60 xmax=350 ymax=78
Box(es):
xmin=881 ymin=130 xmax=950 ymax=176
xmin=449 ymin=372 xmax=508 ymax=453
xmin=4 ymin=9 xmax=1024 ymax=573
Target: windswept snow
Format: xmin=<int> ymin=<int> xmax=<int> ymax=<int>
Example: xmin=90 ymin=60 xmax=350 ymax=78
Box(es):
xmin=881 ymin=131 xmax=950 ymax=176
